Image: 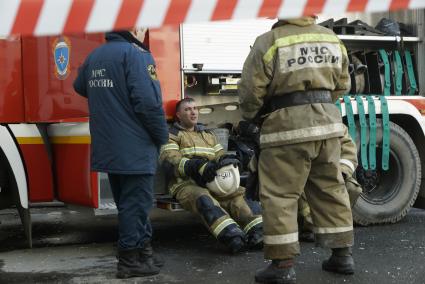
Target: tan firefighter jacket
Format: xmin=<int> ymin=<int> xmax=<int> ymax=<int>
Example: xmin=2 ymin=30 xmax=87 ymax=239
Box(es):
xmin=159 ymin=122 xmax=225 ymax=196
xmin=249 ymin=125 xmax=358 ymax=175
xmin=239 ymin=17 xmax=351 ymax=148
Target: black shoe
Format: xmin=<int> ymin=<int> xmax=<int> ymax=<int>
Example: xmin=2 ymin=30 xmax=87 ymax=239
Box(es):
xmin=140 ymin=241 xmax=165 ymax=268
xmin=225 ymin=235 xmax=246 ymax=254
xmin=152 ymin=254 xmax=165 ymax=268
xmin=322 ymin=254 xmax=354 ymax=275
xmin=255 ymin=260 xmax=296 ymax=284
xmin=116 ymin=248 xmax=160 ymax=279
xmin=299 ymin=231 xmax=314 ymax=243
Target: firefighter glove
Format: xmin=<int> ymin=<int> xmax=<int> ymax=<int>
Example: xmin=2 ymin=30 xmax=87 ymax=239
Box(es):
xmin=199 ymin=161 xmax=219 ymax=183
xmin=218 ymin=155 xmax=241 ymax=169
xmin=184 ymin=158 xmax=218 ymax=185
xmin=184 ymin=158 xmax=206 ymax=180
xmin=238 ymin=120 xmax=259 ymax=139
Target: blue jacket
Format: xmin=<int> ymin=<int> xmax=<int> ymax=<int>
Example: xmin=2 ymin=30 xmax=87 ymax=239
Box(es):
xmin=73 ymin=33 xmax=168 ymax=174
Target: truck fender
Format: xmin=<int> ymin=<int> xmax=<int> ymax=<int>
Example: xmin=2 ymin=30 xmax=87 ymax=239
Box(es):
xmin=0 ymin=124 xmax=28 ymax=209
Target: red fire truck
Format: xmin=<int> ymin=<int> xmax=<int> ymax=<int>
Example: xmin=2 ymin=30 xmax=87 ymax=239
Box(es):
xmin=1 ymin=2 xmax=425 ymax=247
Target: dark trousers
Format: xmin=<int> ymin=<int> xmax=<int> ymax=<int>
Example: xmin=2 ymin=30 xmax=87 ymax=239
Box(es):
xmin=108 ymin=173 xmax=155 ymax=249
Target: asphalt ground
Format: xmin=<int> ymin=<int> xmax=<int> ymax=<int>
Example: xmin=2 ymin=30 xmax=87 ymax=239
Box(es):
xmin=1 ymin=207 xmax=425 ymax=283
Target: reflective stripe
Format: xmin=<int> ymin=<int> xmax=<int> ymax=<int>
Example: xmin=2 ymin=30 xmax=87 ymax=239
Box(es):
xmin=243 ymin=216 xmax=263 ymax=234
xmin=313 ymin=225 xmax=353 ymax=234
xmin=260 ymin=123 xmax=345 ymax=145
xmin=181 ymin=146 xmax=216 ymax=156
xmin=160 ymin=143 xmax=179 ymax=154
xmin=213 ymin=144 xmax=223 ymax=153
xmin=263 ymin=33 xmax=345 ymax=64
xmin=16 ymin=137 xmax=44 ymax=144
xmin=264 ymin=232 xmax=298 ymax=245
xmin=169 ymin=178 xmax=190 ymax=196
xmin=178 ymin=157 xmax=190 ymax=177
xmin=340 ymin=159 xmax=355 ymax=173
xmin=169 ymin=182 xmax=180 ymax=196
xmin=212 ymin=218 xmax=238 ymax=237
xmin=199 ymin=162 xmax=207 ymax=175
xmin=278 ymin=42 xmax=342 ymax=73
xmin=50 ymin=136 xmax=91 ymax=144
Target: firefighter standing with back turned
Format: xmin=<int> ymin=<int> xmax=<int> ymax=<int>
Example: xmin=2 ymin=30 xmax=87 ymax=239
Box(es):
xmin=238 ymin=16 xmax=355 ymax=283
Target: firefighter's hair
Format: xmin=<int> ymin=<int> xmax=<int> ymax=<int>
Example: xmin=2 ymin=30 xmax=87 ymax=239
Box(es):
xmin=175 ymin=97 xmax=195 ymax=113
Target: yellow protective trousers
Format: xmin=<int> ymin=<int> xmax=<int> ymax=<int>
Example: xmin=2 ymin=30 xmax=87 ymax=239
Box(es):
xmin=174 ymin=184 xmax=262 ymax=242
xmin=259 ymin=138 xmax=353 ymax=260
xmin=299 ymin=175 xmax=363 ymax=231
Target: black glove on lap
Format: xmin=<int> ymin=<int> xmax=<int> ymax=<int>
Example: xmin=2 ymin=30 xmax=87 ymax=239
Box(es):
xmin=200 ymin=161 xmax=219 ymax=183
xmin=184 ymin=158 xmax=206 ymax=180
xmin=218 ymin=155 xmax=241 ymax=169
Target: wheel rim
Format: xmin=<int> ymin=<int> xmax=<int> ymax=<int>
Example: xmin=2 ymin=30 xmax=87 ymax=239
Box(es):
xmin=356 ymin=148 xmax=402 ymax=205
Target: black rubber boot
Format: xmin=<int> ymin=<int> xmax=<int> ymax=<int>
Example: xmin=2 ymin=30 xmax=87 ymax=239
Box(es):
xmin=140 ymin=241 xmax=165 ymax=268
xmin=322 ymin=247 xmax=354 ymax=275
xmin=116 ymin=248 xmax=160 ymax=279
xmin=255 ymin=259 xmax=296 ymax=284
xmin=224 ymin=235 xmax=246 ymax=254
xmin=217 ymin=223 xmax=247 ymax=254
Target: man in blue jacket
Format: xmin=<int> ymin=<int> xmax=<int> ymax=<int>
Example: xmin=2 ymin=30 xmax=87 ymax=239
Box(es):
xmin=73 ymin=28 xmax=168 ymax=279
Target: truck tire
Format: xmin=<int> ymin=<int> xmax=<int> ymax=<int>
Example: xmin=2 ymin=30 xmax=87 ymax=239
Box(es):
xmin=352 ymin=119 xmax=421 ymax=225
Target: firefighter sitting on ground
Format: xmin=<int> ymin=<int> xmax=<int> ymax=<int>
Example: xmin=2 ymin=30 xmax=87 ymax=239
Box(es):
xmin=298 ymin=125 xmax=363 ymax=241
xmin=159 ymin=98 xmax=263 ymax=253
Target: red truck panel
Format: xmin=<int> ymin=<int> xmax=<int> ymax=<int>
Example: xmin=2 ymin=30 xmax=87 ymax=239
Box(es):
xmin=0 ymin=37 xmax=25 ymax=122
xmin=149 ymin=26 xmax=182 ymax=119
xmin=21 ymin=30 xmax=180 ymax=122
xmin=19 ymin=143 xmax=55 ymax=202
xmin=21 ymin=34 xmax=104 ymax=122
xmin=53 ymin=142 xmax=98 ymax=208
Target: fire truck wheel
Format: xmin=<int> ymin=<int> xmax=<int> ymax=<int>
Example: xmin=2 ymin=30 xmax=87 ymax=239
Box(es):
xmin=352 ymin=119 xmax=421 ymax=226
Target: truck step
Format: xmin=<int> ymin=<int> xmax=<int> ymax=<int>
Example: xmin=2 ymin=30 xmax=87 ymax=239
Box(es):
xmin=94 ymin=198 xmax=118 ymax=216
xmin=94 ymin=196 xmax=184 ymax=215
xmin=156 ymin=196 xmax=183 ymax=211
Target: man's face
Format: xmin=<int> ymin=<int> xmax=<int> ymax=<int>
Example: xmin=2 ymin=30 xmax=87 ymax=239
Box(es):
xmin=176 ymin=101 xmax=198 ymax=129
